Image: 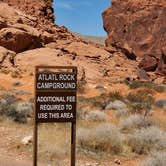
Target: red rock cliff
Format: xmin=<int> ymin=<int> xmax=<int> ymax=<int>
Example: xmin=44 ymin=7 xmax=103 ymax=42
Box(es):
xmin=103 ymin=0 xmax=166 ymax=74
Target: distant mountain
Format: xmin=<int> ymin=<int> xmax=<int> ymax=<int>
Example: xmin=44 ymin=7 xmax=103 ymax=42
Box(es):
xmin=73 ymin=33 xmax=106 ymax=46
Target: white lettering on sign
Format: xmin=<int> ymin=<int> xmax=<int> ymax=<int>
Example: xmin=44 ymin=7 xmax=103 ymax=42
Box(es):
xmin=49 ymin=113 xmax=59 ymax=119
xmin=59 ymin=74 xmax=75 ymax=81
xmin=38 ymin=74 xmax=58 ymax=81
xmin=66 ymin=96 xmax=75 ymax=102
xmin=60 ymin=113 xmax=73 ymax=119
xmin=40 ymin=104 xmax=65 ymax=111
xmin=37 ymin=82 xmax=76 ymax=89
xmin=66 ymin=104 xmax=73 ymax=110
xmin=38 ymin=113 xmax=48 ymax=119
xmin=38 ymin=74 xmax=75 ymax=81
xmin=37 ymin=96 xmax=65 ymax=102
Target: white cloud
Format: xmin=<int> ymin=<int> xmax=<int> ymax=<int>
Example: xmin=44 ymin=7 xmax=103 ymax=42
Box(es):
xmin=56 ymin=2 xmax=73 ymax=10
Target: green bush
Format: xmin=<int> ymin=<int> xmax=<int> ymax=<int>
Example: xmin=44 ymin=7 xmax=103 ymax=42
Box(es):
xmin=126 ymin=90 xmax=155 ymax=113
xmin=109 ymin=91 xmax=123 ymax=101
xmin=127 ymin=81 xmax=165 ymax=93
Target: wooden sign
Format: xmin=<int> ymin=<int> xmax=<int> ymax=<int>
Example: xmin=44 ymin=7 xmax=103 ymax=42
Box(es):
xmin=33 ymin=66 xmax=77 ymax=166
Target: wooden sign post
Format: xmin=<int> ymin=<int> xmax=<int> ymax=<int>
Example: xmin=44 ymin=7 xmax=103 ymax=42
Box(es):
xmin=33 ymin=66 xmax=77 ymax=166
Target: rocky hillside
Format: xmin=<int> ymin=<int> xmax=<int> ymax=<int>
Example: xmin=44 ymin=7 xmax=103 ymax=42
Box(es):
xmin=0 ymin=0 xmax=142 ymax=84
xmin=103 ymin=0 xmax=166 ymax=76
xmin=0 ymin=0 xmax=164 ymax=84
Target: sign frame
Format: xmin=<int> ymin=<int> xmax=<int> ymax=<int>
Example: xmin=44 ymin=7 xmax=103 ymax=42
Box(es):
xmin=33 ymin=66 xmax=77 ymax=166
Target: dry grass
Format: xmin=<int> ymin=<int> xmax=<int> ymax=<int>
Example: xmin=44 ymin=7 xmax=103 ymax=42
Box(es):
xmin=120 ymin=114 xmax=156 ymax=132
xmin=77 ymin=123 xmax=123 ymax=154
xmin=127 ymin=126 xmax=166 ymax=154
xmin=38 ymin=123 xmax=71 ymax=161
xmin=141 ymin=152 xmax=166 ymax=166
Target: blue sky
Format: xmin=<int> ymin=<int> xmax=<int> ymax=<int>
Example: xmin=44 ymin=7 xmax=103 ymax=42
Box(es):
xmin=53 ymin=0 xmax=111 ymax=37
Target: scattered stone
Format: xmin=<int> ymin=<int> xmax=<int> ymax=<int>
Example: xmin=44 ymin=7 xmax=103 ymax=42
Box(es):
xmin=12 ymin=81 xmax=23 ymax=87
xmin=21 ymin=135 xmax=33 ymax=145
xmin=114 ymin=159 xmax=121 ymax=165
xmin=126 ymin=77 xmax=135 ymax=82
xmin=95 ymin=85 xmax=106 ymax=94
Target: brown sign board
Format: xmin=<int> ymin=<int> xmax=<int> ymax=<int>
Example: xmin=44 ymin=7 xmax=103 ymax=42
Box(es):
xmin=35 ymin=67 xmax=77 ymax=123
xmin=34 ymin=66 xmax=77 ymax=166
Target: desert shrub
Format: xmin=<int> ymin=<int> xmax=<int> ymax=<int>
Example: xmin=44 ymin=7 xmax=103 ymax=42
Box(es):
xmin=108 ymin=91 xmax=123 ymax=101
xmin=86 ymin=110 xmax=107 ymax=122
xmin=105 ymin=100 xmax=127 ymax=110
xmin=115 ymin=109 xmax=129 ymax=119
xmin=153 ymin=85 xmax=165 ymax=93
xmin=2 ymin=93 xmax=18 ymax=105
xmin=128 ymin=81 xmax=154 ymax=89
xmin=127 ymin=81 xmax=165 ymax=93
xmin=127 ymin=90 xmax=155 ymax=113
xmin=120 ymin=114 xmax=155 ymax=132
xmin=77 ymin=95 xmax=108 ymax=110
xmin=127 ymin=126 xmax=166 ymax=154
xmin=5 ymin=101 xmax=33 ymax=123
xmin=77 ymin=123 xmax=123 ymax=154
xmin=141 ymin=152 xmax=166 ymax=166
xmin=127 ymin=90 xmax=154 ymax=103
xmin=155 ymin=99 xmax=166 ymax=109
xmin=77 ymin=109 xmax=88 ymax=120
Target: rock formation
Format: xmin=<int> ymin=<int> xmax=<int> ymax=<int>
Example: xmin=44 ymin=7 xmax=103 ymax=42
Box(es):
xmin=102 ymin=0 xmax=166 ymax=75
xmin=0 ymin=0 xmax=54 ymax=25
xmin=0 ymin=0 xmax=164 ymax=84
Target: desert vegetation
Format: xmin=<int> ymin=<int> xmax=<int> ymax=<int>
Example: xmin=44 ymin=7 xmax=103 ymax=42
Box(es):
xmin=0 ymin=80 xmax=165 ymax=165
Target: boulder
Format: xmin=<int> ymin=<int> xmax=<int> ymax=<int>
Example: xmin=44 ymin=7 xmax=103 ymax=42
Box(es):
xmin=103 ymin=0 xmax=166 ymax=74
xmin=138 ymin=56 xmax=158 ymax=71
xmin=0 ymin=28 xmax=42 ymax=53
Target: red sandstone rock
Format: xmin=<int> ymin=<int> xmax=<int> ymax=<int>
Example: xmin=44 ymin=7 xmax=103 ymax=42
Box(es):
xmin=0 ymin=28 xmax=42 ymax=53
xmin=138 ymin=56 xmax=158 ymax=71
xmin=103 ymin=0 xmax=166 ymax=74
xmin=0 ymin=17 xmax=7 ymax=30
xmin=0 ymin=0 xmax=54 ymax=25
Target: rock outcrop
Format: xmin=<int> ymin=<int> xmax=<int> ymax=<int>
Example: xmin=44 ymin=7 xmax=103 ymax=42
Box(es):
xmin=0 ymin=0 xmax=54 ymax=25
xmin=103 ymin=0 xmax=166 ymax=75
xmin=0 ymin=0 xmax=163 ymax=84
